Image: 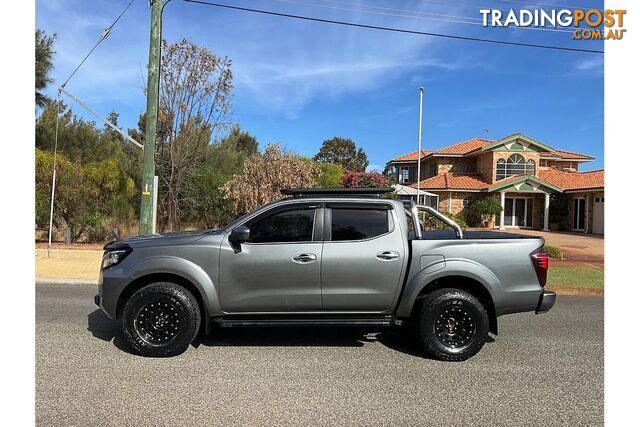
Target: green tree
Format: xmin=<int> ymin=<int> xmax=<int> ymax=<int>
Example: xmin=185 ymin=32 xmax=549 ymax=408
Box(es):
xmin=35 ymin=101 xmax=115 ymax=164
xmin=315 ymin=163 xmax=344 ymax=188
xmin=221 ymin=124 xmax=258 ymax=155
xmin=36 ymin=29 xmax=56 ymax=107
xmin=185 ymin=167 xmax=235 ymax=228
xmin=313 ymin=137 xmax=369 ymax=172
xmin=35 ymin=149 xmax=136 ymax=242
xmin=154 ymin=38 xmax=234 ymax=231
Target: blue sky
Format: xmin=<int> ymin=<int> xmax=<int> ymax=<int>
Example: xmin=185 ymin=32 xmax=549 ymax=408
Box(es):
xmin=36 ymin=0 xmax=604 ymax=171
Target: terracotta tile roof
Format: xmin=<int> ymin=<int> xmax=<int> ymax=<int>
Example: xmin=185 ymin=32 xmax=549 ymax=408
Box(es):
xmin=390 ymin=149 xmax=433 ymax=162
xmin=434 ymin=137 xmax=493 ymax=155
xmin=543 ymin=150 xmax=594 ymax=160
xmin=538 ymin=169 xmax=604 ymax=190
xmin=410 ymin=173 xmax=490 ymax=190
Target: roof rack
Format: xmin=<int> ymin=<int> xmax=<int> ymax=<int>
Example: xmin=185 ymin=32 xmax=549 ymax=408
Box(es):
xmin=281 ymin=188 xmax=395 ymax=198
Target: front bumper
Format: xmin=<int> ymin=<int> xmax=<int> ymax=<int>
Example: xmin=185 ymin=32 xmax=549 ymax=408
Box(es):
xmin=535 ymin=290 xmax=556 ymax=314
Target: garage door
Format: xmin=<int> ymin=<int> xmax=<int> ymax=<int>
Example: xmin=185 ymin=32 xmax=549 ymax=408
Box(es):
xmin=592 ymin=196 xmax=604 ymax=234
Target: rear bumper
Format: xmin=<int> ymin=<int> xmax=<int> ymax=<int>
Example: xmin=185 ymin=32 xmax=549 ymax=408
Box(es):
xmin=535 ymin=290 xmax=556 ymax=314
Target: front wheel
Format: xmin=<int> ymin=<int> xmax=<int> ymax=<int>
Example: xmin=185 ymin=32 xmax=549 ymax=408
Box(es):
xmin=415 ymin=288 xmax=489 ymax=362
xmin=121 ymin=282 xmax=201 ymax=357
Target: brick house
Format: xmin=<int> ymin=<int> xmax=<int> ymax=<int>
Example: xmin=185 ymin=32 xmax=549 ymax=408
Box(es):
xmin=386 ymin=133 xmax=604 ymax=234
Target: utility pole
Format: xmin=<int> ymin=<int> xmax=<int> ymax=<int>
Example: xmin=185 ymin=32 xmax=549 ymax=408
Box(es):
xmin=416 ymin=87 xmax=424 ymax=205
xmin=139 ymin=0 xmax=163 ymax=235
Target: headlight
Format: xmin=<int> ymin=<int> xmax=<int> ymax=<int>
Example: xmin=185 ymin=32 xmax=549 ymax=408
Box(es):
xmin=102 ymin=249 xmax=131 ymax=269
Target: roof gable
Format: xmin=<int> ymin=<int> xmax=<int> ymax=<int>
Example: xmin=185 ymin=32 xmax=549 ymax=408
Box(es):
xmin=489 ymin=175 xmax=563 ymax=193
xmin=481 ymin=133 xmax=555 ymax=153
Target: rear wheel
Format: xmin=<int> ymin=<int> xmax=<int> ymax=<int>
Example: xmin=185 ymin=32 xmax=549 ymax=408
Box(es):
xmin=415 ymin=288 xmax=489 ymax=361
xmin=121 ymin=282 xmax=201 ymax=357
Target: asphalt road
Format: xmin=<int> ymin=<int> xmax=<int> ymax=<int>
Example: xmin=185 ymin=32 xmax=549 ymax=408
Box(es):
xmin=36 ymin=284 xmax=603 ymax=426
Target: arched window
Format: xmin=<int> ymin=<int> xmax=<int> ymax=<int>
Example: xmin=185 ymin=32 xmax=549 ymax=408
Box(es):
xmin=496 ymin=154 xmax=536 ymax=180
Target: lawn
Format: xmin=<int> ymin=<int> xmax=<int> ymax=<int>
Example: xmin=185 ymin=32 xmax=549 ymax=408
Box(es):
xmin=547 ymin=266 xmax=604 ymax=290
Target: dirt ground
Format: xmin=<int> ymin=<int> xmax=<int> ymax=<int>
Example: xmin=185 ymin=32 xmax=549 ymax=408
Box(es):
xmin=36 ymin=249 xmax=102 ymax=281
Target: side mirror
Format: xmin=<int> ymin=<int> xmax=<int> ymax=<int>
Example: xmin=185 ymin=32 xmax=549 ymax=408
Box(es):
xmin=229 ymin=226 xmax=250 ymax=244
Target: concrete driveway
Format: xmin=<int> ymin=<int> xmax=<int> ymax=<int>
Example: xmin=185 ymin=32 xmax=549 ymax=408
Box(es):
xmin=36 ymin=283 xmax=603 ymax=426
xmin=493 ymin=229 xmax=604 ymax=267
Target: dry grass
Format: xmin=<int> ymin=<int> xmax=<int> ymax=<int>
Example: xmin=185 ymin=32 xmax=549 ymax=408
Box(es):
xmin=35 ymin=249 xmax=103 ymax=281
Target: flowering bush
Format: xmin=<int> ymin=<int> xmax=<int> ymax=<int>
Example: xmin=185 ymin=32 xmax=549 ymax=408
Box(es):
xmin=341 ymin=171 xmax=391 ymax=188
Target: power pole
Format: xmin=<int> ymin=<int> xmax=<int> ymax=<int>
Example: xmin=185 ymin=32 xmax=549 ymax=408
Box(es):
xmin=416 ymin=87 xmax=424 ymax=205
xmin=139 ymin=0 xmax=163 ymax=235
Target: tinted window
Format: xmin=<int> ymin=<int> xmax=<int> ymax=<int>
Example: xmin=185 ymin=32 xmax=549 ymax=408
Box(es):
xmin=331 ymin=208 xmax=389 ymax=241
xmin=249 ymin=208 xmax=315 ymax=243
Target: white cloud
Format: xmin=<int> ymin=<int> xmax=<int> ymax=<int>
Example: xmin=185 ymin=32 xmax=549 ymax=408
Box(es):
xmin=575 ymin=56 xmax=604 ymax=73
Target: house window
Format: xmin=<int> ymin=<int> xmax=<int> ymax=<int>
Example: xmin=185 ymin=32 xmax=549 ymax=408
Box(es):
xmin=453 ymin=162 xmax=466 ymax=173
xmin=429 ymin=162 xmax=437 ymax=177
xmin=463 ymin=196 xmax=473 ymax=208
xmin=400 ymin=167 xmax=409 ymax=183
xmin=540 ymin=159 xmax=548 ymax=167
xmin=496 ymin=154 xmax=536 ymax=180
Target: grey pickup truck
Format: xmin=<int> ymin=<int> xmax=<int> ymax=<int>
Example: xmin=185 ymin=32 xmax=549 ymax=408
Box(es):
xmin=95 ymin=188 xmax=555 ymax=361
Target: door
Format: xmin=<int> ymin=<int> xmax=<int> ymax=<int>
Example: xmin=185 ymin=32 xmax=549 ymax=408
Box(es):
xmin=573 ymin=198 xmax=586 ymax=230
xmin=504 ymin=197 xmax=533 ymax=228
xmin=593 ymin=196 xmax=604 ymax=234
xmin=514 ymin=198 xmax=526 ymax=227
xmin=321 ymin=203 xmax=405 ymax=311
xmin=219 ymin=204 xmax=323 ymax=312
xmin=504 ymin=198 xmax=514 ymax=226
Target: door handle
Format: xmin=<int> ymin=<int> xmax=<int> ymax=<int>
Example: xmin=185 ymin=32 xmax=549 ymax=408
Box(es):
xmin=292 ymin=253 xmax=317 ymax=264
xmin=376 ymin=251 xmax=400 ymax=261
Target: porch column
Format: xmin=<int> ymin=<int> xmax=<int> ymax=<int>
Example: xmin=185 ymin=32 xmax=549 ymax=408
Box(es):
xmin=543 ymin=193 xmax=550 ymax=232
xmin=499 ymin=191 xmax=506 ymax=230
xmin=584 ymin=193 xmax=589 ymax=234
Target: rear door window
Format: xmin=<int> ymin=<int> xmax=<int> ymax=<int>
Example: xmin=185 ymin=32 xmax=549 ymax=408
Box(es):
xmin=330 ymin=208 xmax=389 ymax=241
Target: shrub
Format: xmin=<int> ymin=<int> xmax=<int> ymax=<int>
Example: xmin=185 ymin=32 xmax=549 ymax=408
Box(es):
xmin=466 ymin=196 xmax=503 ymax=227
xmin=341 ymin=171 xmax=391 ymax=188
xmin=423 ymin=211 xmax=467 ymax=230
xmin=544 ymin=245 xmax=564 ymax=259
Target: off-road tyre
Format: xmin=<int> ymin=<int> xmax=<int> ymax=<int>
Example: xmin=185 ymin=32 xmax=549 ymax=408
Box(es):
xmin=122 ymin=282 xmax=201 ymax=357
xmin=415 ymin=288 xmax=489 ymax=362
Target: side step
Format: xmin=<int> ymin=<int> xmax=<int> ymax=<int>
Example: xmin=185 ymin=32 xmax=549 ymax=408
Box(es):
xmin=213 ymin=315 xmax=395 ymax=327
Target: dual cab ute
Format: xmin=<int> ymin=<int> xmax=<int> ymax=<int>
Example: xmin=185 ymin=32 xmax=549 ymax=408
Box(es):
xmin=96 ymin=188 xmax=555 ymax=361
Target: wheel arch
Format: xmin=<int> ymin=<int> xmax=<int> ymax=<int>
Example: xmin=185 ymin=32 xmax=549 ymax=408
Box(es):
xmin=410 ymin=275 xmax=498 ymax=335
xmin=116 ymin=272 xmax=213 ymax=335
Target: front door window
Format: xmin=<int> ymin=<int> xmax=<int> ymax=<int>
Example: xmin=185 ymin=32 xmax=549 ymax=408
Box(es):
xmin=504 ymin=197 xmax=533 ymax=228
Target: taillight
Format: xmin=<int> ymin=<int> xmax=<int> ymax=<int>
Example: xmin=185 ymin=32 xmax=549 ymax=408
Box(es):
xmin=531 ymin=251 xmax=549 ymax=287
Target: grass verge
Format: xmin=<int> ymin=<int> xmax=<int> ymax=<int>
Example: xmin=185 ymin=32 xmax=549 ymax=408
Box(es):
xmin=547 ymin=266 xmax=604 ymax=290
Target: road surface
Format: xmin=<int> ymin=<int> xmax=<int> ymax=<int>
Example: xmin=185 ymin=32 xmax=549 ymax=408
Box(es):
xmin=36 ymin=283 xmax=603 ymax=426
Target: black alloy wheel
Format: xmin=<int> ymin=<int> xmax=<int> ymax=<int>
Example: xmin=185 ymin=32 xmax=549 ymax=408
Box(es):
xmin=415 ymin=288 xmax=489 ymax=362
xmin=134 ymin=300 xmax=183 ymax=346
xmin=122 ymin=282 xmax=201 ymax=357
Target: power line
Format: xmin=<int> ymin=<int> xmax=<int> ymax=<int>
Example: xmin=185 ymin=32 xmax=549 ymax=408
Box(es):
xmin=182 ymin=0 xmax=604 ymax=54
xmin=271 ymin=0 xmax=482 ymax=22
xmin=496 ymin=0 xmax=601 ymax=11
xmin=413 ymin=0 xmax=601 ymax=12
xmin=267 ymin=0 xmax=574 ymax=33
xmin=60 ymin=0 xmax=136 ymax=88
